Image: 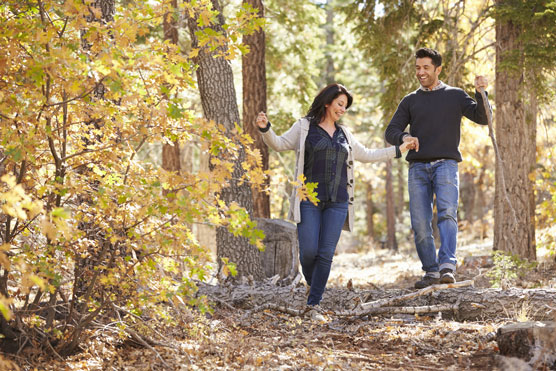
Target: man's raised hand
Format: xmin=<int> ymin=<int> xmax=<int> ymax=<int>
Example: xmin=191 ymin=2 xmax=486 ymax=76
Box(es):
xmin=475 ymin=75 xmax=488 ymax=92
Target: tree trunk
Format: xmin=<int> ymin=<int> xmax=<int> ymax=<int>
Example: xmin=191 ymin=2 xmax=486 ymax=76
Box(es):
xmin=460 ymin=171 xmax=476 ymax=224
xmin=365 ymin=182 xmax=375 ymax=241
xmin=475 ymin=146 xmax=490 ymax=223
xmin=162 ymin=0 xmax=180 ymax=173
xmin=493 ymin=4 xmax=536 ymax=260
xmin=396 ymin=161 xmax=404 ymax=221
xmin=242 ymin=0 xmax=269 ymax=218
xmin=187 ymin=0 xmax=264 ymax=281
xmin=432 ymin=199 xmax=440 ymax=246
xmin=385 ymin=159 xmax=397 ymax=251
xmin=323 ymin=2 xmax=335 ymax=85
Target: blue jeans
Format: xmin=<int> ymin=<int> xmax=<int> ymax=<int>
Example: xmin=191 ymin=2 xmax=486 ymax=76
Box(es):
xmin=408 ymin=160 xmax=459 ymax=276
xmin=297 ymin=200 xmax=348 ymax=305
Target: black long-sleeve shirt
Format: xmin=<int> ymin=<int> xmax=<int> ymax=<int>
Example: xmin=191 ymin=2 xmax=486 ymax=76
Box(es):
xmin=385 ymin=85 xmax=491 ymax=162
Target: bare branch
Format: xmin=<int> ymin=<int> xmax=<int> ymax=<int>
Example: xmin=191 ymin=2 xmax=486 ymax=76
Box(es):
xmin=360 ymin=280 xmax=474 ymax=310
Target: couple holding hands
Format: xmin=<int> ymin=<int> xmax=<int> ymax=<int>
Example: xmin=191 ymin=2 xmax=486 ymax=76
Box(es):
xmin=254 ymin=48 xmax=491 ymax=309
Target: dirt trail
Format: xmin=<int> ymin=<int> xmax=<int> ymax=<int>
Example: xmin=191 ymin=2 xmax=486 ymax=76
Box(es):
xmin=14 ymin=239 xmax=556 ymax=370
xmin=330 ymin=236 xmax=494 ymax=289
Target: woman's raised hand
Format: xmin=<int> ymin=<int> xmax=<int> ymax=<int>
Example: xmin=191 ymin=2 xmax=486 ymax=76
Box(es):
xmin=255 ymin=112 xmax=268 ymax=129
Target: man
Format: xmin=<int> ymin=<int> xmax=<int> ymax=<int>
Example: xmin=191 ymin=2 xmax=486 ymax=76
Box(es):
xmin=385 ymin=47 xmax=491 ymax=289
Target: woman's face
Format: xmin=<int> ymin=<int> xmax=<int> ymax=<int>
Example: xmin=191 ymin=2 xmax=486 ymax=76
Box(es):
xmin=325 ymin=94 xmax=348 ymax=123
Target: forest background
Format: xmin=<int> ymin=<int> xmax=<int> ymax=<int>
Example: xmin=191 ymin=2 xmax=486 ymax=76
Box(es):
xmin=0 ymin=0 xmax=555 ymax=367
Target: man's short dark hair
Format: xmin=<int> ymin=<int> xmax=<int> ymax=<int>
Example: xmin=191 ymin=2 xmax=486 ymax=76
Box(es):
xmin=415 ymin=48 xmax=442 ymax=68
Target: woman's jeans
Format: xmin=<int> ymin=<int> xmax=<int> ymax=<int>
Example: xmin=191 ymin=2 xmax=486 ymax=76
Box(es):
xmin=408 ymin=160 xmax=459 ymax=276
xmin=297 ymin=200 xmax=348 ymax=306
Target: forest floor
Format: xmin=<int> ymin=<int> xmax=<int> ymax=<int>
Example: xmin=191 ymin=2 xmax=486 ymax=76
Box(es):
xmin=7 ymin=236 xmax=556 ymax=370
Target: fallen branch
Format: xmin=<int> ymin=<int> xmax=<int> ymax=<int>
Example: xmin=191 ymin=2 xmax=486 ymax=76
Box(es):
xmin=197 ymin=280 xmax=556 ymax=322
xmin=360 ymin=280 xmax=474 ymax=310
xmin=123 ymin=326 xmax=171 ymax=369
xmin=287 ymin=273 xmax=302 ymax=290
xmin=243 ymin=282 xmax=477 ymax=319
xmin=109 ymin=303 xmax=179 ymax=368
xmin=111 ymin=304 xmax=174 ymax=345
xmin=351 ymin=304 xmax=458 ymax=316
xmin=208 ymin=294 xmax=237 ymax=311
xmin=45 ymin=339 xmax=64 ymax=361
xmin=335 ymin=350 xmax=376 ymax=363
xmin=241 ymin=302 xmax=306 ymax=320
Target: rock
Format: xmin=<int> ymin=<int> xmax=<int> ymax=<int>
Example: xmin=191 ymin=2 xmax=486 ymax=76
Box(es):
xmin=255 ymin=218 xmax=299 ymax=280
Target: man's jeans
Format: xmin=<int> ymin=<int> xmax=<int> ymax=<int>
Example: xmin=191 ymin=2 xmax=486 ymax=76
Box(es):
xmin=297 ymin=200 xmax=348 ymax=305
xmin=408 ymin=160 xmax=459 ymax=276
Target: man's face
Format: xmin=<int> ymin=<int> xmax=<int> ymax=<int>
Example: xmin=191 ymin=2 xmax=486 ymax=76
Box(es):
xmin=416 ymin=57 xmax=442 ymax=89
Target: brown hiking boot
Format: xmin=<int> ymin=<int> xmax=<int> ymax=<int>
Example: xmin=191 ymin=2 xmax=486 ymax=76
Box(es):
xmin=439 ymin=268 xmax=456 ymax=284
xmin=414 ymin=275 xmax=440 ymax=289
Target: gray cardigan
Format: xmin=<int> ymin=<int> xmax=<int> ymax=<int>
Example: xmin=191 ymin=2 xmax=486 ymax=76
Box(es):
xmin=261 ymin=117 xmax=397 ymax=231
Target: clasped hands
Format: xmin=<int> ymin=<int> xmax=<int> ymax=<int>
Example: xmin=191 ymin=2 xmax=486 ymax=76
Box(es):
xmin=256 ymin=111 xmax=419 ymax=154
xmin=401 ymin=135 xmax=419 ymax=153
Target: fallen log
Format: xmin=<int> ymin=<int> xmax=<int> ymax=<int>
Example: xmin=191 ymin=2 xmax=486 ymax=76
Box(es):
xmin=419 ymin=287 xmax=556 ymax=321
xmin=197 ymin=282 xmax=556 ymax=322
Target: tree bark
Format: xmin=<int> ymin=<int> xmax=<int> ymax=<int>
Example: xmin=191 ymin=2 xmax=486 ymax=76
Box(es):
xmin=365 ymin=182 xmax=375 ymax=241
xmin=323 ymin=2 xmax=335 ymax=85
xmin=255 ymin=218 xmax=298 ymax=279
xmin=187 ymin=0 xmax=264 ymax=280
xmin=396 ymin=161 xmax=404 ymax=221
xmin=162 ymin=0 xmax=180 ymax=173
xmin=432 ymin=200 xmax=440 ymax=245
xmin=460 ymin=171 xmax=476 ymax=223
xmin=385 ymin=158 xmax=397 ymax=251
xmin=493 ymin=3 xmax=536 ymax=260
xmin=242 ymin=0 xmax=269 ymax=218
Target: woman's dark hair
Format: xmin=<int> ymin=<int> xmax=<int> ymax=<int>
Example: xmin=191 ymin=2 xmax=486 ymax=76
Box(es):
xmin=306 ymin=83 xmax=353 ymax=124
xmin=415 ymin=48 xmax=442 ymax=68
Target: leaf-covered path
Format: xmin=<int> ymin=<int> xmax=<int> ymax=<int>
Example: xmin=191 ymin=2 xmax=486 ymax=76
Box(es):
xmin=10 ymin=240 xmax=556 ymax=370
xmin=17 ymin=302 xmax=499 ymax=370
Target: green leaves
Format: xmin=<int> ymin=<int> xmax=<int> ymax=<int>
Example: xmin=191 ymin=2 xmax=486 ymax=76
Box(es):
xmin=167 ymin=102 xmax=184 ymax=119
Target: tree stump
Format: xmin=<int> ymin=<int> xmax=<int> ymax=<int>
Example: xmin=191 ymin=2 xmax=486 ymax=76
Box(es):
xmin=496 ymin=321 xmax=556 ymax=368
xmin=255 ymin=218 xmax=299 ymax=280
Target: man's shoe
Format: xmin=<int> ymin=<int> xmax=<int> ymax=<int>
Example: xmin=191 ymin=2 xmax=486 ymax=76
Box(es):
xmin=414 ymin=275 xmax=440 ymax=289
xmin=439 ymin=268 xmax=456 ymax=284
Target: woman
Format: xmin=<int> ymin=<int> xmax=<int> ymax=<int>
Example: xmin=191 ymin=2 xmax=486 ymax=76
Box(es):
xmin=254 ymin=84 xmax=415 ymax=309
